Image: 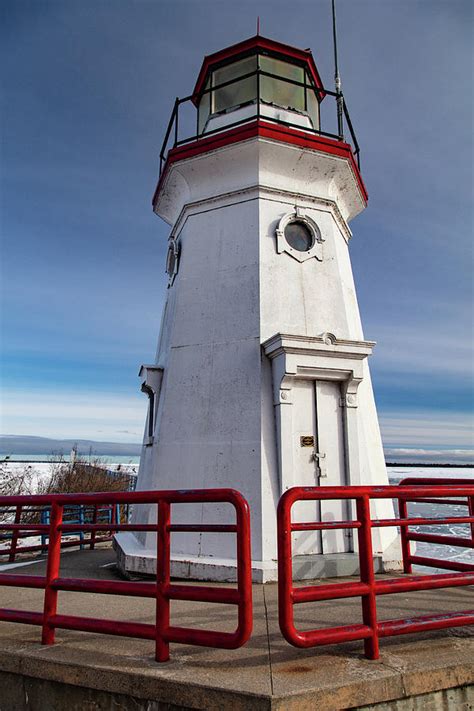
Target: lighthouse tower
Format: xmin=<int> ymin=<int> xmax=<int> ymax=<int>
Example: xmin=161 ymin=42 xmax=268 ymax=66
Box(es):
xmin=115 ymin=35 xmax=400 ymax=581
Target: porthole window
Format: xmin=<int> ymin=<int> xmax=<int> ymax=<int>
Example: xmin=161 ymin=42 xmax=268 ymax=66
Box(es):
xmin=284 ymin=221 xmax=314 ymax=252
xmin=276 ymin=211 xmax=324 ymax=263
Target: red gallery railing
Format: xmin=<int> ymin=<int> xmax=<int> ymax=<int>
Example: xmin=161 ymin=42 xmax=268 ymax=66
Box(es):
xmin=0 ymin=488 xmax=253 ymax=662
xmin=277 ymin=483 xmax=474 ymax=660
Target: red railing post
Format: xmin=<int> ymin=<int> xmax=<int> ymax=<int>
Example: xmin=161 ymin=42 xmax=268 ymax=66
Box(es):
xmin=233 ymin=493 xmax=253 ymax=646
xmin=89 ymin=505 xmax=98 ymax=550
xmin=277 ymin=490 xmax=295 ymax=643
xmin=155 ymin=499 xmax=171 ymax=662
xmin=8 ymin=505 xmax=22 ymax=563
xmin=356 ymin=495 xmax=379 ymax=660
xmin=41 ymin=501 xmax=63 ymax=645
xmin=469 ymin=496 xmax=474 ymax=545
xmin=398 ymin=497 xmax=412 ymax=574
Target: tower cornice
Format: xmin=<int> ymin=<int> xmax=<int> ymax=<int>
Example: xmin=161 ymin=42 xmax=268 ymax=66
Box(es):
xmin=168 ymin=187 xmax=353 ymax=245
xmin=153 ymin=128 xmax=367 ymax=228
xmin=153 ymin=120 xmax=367 ymax=214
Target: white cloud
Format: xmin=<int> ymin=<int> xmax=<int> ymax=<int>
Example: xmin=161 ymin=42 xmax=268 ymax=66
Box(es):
xmin=379 ymin=410 xmax=474 ymax=448
xmin=371 ymin=325 xmax=474 ymax=378
xmin=1 ymin=389 xmax=146 ymax=442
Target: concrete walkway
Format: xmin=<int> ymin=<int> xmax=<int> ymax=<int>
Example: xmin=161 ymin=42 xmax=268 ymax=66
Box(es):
xmin=0 ymin=547 xmax=472 ymax=710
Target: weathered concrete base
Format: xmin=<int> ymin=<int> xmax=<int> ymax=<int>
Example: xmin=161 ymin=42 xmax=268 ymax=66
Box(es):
xmin=0 ymin=670 xmax=472 ymax=711
xmin=357 ymin=685 xmax=473 ymax=710
xmin=115 ymin=533 xmax=401 ymax=582
xmin=0 ymin=671 xmax=194 ymax=711
xmin=0 ymin=548 xmax=472 ymax=710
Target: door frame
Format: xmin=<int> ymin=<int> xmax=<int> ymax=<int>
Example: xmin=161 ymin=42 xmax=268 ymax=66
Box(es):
xmin=262 ymin=332 xmax=375 ymax=495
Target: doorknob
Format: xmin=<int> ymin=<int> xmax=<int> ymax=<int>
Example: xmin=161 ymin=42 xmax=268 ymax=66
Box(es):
xmin=312 ymin=451 xmax=327 ymax=478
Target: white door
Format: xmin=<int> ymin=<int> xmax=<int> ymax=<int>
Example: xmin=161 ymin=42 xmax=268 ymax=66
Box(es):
xmin=292 ymin=379 xmax=321 ymax=555
xmin=291 ymin=379 xmax=350 ymax=556
xmin=315 ymin=380 xmax=350 ymax=553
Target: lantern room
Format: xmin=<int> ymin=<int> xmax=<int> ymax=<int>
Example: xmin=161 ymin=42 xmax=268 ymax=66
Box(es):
xmin=192 ymin=36 xmax=325 ymax=136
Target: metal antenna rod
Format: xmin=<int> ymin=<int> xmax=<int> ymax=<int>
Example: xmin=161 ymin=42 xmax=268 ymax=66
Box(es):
xmin=331 ymin=0 xmax=344 ymax=140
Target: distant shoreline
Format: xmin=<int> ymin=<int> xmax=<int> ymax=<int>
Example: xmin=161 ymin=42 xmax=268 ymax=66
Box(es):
xmin=2 ymin=459 xmax=472 ymax=468
xmin=385 ymin=462 xmax=473 ymax=468
xmin=1 ymin=459 xmax=139 ymax=465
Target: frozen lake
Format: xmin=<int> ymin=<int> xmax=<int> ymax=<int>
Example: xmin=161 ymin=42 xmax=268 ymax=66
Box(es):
xmin=387 ymin=466 xmax=473 ymax=571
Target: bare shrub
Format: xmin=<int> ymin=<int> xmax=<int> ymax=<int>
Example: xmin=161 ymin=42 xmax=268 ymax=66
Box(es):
xmin=1 ymin=457 xmax=134 ymax=529
xmin=36 ymin=457 xmax=134 ymax=525
xmin=0 ymin=460 xmax=34 ymax=497
xmin=37 ymin=457 xmax=132 ymax=495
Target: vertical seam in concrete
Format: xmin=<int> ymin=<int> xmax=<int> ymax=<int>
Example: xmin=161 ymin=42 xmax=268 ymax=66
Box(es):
xmin=21 ymin=664 xmax=28 ymax=710
xmin=262 ymin=585 xmax=275 ymax=697
xmin=378 ymin=659 xmax=408 ymax=699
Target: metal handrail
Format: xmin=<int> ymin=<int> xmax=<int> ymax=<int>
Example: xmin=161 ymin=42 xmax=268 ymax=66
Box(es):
xmin=398 ymin=477 xmax=474 ymax=573
xmin=0 ymin=503 xmax=119 ymax=561
xmin=277 ymin=483 xmax=474 ymax=660
xmin=158 ymin=67 xmax=361 ymax=174
xmin=0 ymin=488 xmax=253 ymax=663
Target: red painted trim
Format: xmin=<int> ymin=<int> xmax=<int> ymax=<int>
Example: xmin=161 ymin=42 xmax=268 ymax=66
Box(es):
xmin=152 ymin=120 xmax=367 ymax=208
xmin=192 ymin=35 xmax=325 ymax=106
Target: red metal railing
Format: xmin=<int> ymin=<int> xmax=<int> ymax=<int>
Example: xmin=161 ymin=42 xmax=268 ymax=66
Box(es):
xmin=398 ymin=477 xmax=474 ymax=573
xmin=0 ymin=488 xmax=253 ymax=662
xmin=278 ymin=484 xmax=474 ymax=660
xmin=0 ymin=503 xmax=118 ymax=562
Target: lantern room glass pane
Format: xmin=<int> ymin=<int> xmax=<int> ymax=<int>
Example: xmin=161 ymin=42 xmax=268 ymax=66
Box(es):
xmin=198 ymin=77 xmax=211 ymax=133
xmin=212 ymin=56 xmax=258 ymax=113
xmin=260 ymin=56 xmax=305 ymax=112
xmin=306 ymin=73 xmax=320 ymax=130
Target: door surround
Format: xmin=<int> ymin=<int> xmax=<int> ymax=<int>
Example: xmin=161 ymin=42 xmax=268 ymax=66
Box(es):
xmin=262 ymin=332 xmax=375 ymax=494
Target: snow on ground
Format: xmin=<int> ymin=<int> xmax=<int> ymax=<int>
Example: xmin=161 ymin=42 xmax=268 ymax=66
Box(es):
xmin=387 ymin=466 xmax=473 ymax=482
xmin=1 ymin=460 xmax=138 ymax=495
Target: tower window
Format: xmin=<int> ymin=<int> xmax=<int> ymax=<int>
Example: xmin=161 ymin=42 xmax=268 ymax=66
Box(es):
xmin=197 ymin=50 xmax=321 ymax=135
xmin=212 ymin=56 xmax=258 ymax=113
xmin=284 ymin=221 xmax=314 ymax=252
xmin=259 ymin=56 xmax=305 ymax=113
xmin=166 ymin=239 xmax=180 ymax=286
xmin=276 ymin=211 xmax=324 ymax=263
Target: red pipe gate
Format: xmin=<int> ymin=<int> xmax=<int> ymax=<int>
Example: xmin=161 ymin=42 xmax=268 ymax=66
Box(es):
xmin=0 ymin=488 xmax=253 ymax=662
xmin=0 ymin=481 xmax=473 ymax=662
xmin=277 ymin=483 xmax=474 ymax=660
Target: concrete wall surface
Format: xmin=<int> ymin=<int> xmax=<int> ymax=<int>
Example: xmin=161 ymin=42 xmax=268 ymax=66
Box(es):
xmin=0 ymin=672 xmax=471 ymax=711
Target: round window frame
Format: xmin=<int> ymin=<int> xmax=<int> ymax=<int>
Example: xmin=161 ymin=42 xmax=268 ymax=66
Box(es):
xmin=275 ymin=211 xmax=324 ymax=263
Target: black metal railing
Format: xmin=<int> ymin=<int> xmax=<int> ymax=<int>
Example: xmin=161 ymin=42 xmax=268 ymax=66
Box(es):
xmin=158 ymin=68 xmax=361 ymax=176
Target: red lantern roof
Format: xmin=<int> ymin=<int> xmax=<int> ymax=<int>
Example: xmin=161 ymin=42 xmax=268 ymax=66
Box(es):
xmin=192 ymin=34 xmax=326 ymax=106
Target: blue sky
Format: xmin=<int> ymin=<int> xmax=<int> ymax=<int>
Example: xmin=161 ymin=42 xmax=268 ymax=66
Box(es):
xmin=1 ymin=0 xmax=472 ymax=462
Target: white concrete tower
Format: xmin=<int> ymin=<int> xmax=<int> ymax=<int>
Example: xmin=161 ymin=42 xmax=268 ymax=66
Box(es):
xmin=115 ymin=35 xmax=400 ymax=581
